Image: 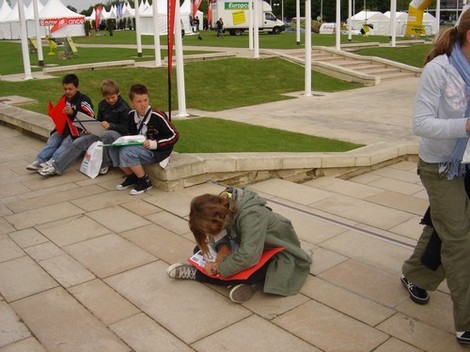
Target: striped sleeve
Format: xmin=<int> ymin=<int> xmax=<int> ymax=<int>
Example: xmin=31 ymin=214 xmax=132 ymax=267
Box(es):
xmin=80 ymin=100 xmax=95 ymax=118
xmin=152 ymin=110 xmax=179 ymax=148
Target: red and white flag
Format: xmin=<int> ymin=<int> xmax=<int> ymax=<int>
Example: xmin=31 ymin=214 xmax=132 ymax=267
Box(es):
xmin=192 ymin=0 xmax=202 ymax=17
xmin=95 ymin=5 xmax=103 ymax=30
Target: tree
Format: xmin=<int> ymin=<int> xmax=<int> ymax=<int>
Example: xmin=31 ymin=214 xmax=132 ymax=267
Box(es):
xmin=66 ymin=5 xmax=78 ymax=13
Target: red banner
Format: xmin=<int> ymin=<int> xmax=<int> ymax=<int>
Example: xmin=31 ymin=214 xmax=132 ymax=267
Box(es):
xmin=51 ymin=18 xmax=67 ymax=33
xmin=192 ymin=0 xmax=202 ymax=17
xmin=167 ymin=0 xmax=177 ymax=75
xmin=95 ymin=5 xmax=103 ymax=30
xmin=207 ymin=0 xmax=216 ymax=26
xmin=40 ymin=17 xmax=84 ymax=27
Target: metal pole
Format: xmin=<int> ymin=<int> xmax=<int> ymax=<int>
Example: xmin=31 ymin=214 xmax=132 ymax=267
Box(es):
xmin=152 ymin=0 xmax=162 ymax=66
xmin=390 ymin=0 xmax=396 ymax=47
xmin=281 ymin=0 xmax=284 ymax=22
xmin=174 ymin=3 xmax=189 ymax=117
xmin=304 ymin=0 xmax=311 ymax=96
xmin=18 ymin=0 xmax=33 ymax=80
xmin=135 ymin=0 xmax=143 ymax=57
xmin=335 ymin=0 xmax=340 ymax=50
xmin=249 ymin=0 xmax=253 ymax=50
xmin=254 ymin=0 xmax=259 ymax=58
xmin=33 ymin=0 xmax=44 ymax=66
xmin=348 ymin=0 xmax=352 ymax=41
xmin=320 ymin=0 xmax=323 ymax=21
xmin=296 ymin=0 xmax=300 ymax=44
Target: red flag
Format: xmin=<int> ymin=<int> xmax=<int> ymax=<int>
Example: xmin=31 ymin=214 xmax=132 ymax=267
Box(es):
xmin=192 ymin=0 xmax=202 ymax=17
xmin=208 ymin=0 xmax=216 ymax=26
xmin=167 ymin=0 xmax=177 ymax=75
xmin=95 ymin=5 xmax=103 ymax=30
xmin=48 ymin=97 xmax=67 ymax=136
xmin=51 ymin=18 xmax=67 ymax=33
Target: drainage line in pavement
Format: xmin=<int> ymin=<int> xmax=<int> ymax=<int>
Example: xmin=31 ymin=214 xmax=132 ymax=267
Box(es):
xmin=266 ymin=197 xmax=415 ymax=250
xmin=209 ymin=180 xmax=415 ymax=250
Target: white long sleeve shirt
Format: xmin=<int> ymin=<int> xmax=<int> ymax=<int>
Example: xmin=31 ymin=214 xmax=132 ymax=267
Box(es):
xmin=413 ymin=54 xmax=469 ymax=163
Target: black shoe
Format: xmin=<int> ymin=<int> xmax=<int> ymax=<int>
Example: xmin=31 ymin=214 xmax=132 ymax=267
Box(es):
xmin=115 ymin=173 xmax=138 ymax=191
xmin=400 ymin=275 xmax=429 ymax=305
xmin=457 ymin=331 xmax=470 ymax=345
xmin=130 ymin=174 xmax=152 ymax=195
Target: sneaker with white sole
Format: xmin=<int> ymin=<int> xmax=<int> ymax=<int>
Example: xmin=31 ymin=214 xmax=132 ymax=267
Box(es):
xmin=229 ymin=284 xmax=256 ymax=303
xmin=26 ymin=160 xmax=41 ymax=171
xmin=167 ymin=263 xmax=197 ymax=280
xmin=38 ymin=163 xmax=57 ymax=177
xmin=400 ymin=275 xmax=429 ymax=305
xmin=457 ymin=331 xmax=470 ymax=345
xmin=40 ymin=159 xmax=54 ymax=169
xmin=99 ymin=166 xmax=109 ymax=175
xmin=116 ymin=173 xmax=138 ymax=191
xmin=129 ymin=174 xmax=152 ymax=195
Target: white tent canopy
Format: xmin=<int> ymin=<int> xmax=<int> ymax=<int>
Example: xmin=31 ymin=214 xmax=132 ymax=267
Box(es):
xmin=0 ymin=2 xmax=20 ymax=40
xmin=139 ymin=0 xmax=203 ymax=35
xmin=0 ymin=0 xmax=12 ymax=21
xmin=0 ymin=0 xmax=85 ymax=39
xmin=347 ymin=10 xmax=438 ymax=37
xmin=39 ymin=0 xmax=85 ymax=37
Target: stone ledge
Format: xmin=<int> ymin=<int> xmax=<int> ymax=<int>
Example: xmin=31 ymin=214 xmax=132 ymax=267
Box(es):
xmin=0 ymin=102 xmax=419 ymax=191
xmin=43 ymin=60 xmax=135 ymax=74
xmin=148 ymin=144 xmax=417 ymax=191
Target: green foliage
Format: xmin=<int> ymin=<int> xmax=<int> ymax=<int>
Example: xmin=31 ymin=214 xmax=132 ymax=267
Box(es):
xmin=84 ymin=21 xmax=91 ymax=36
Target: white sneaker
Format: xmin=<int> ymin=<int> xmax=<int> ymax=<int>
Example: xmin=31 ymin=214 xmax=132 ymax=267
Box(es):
xmin=26 ymin=160 xmax=41 ymax=171
xmin=99 ymin=166 xmax=109 ymax=175
xmin=38 ymin=163 xmax=57 ymax=177
xmin=39 ymin=159 xmax=54 ymax=170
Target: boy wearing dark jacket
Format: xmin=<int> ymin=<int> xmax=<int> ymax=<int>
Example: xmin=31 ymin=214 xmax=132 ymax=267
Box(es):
xmin=111 ymin=83 xmax=179 ymax=195
xmin=39 ymin=79 xmax=131 ymax=177
xmin=27 ymin=74 xmax=94 ymax=171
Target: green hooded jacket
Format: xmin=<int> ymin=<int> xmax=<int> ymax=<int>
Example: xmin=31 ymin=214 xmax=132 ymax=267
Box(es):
xmin=217 ymin=187 xmax=312 ymax=296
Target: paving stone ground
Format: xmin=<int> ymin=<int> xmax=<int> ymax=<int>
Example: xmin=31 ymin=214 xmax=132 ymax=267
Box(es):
xmin=0 ymin=76 xmax=468 ymax=351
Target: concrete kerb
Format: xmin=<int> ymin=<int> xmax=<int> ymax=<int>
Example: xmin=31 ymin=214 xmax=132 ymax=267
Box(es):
xmin=0 ymin=101 xmax=419 ymax=191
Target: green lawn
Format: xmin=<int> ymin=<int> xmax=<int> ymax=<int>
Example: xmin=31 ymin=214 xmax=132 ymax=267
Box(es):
xmin=356 ymin=44 xmax=431 ymax=68
xmin=4 ymin=30 xmax=416 ymax=153
xmin=173 ymin=117 xmax=361 ymax=153
xmin=0 ymin=57 xmax=361 ymax=114
xmin=76 ymin=29 xmax=399 ymax=48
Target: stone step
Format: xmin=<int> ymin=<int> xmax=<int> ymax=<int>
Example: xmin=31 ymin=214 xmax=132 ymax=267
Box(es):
xmin=359 ymin=66 xmax=402 ymax=75
xmin=380 ymin=71 xmax=418 ymax=81
xmin=309 ymin=49 xmax=420 ymax=83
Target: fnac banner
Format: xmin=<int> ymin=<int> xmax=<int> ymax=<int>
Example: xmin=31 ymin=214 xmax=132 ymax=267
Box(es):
xmin=41 ymin=17 xmax=85 ymax=28
xmin=405 ymin=0 xmax=433 ymax=37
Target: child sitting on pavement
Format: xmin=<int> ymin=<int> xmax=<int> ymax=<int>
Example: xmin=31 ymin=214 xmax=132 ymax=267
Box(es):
xmin=39 ymin=79 xmax=131 ymax=177
xmin=26 ymin=74 xmax=94 ymax=171
xmin=111 ymin=83 xmax=179 ymax=195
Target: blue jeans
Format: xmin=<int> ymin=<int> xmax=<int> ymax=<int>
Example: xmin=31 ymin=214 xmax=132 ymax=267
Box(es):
xmin=53 ymin=130 xmax=122 ymax=175
xmin=110 ymin=145 xmax=158 ymax=168
xmin=36 ymin=132 xmax=73 ymax=163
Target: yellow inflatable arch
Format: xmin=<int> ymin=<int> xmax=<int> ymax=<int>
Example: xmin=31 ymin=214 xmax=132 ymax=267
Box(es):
xmin=405 ymin=0 xmax=434 ymax=37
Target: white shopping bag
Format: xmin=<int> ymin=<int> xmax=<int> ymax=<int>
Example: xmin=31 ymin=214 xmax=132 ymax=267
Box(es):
xmin=80 ymin=141 xmax=103 ymax=179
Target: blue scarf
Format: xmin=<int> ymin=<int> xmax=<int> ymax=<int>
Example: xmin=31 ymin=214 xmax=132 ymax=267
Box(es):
xmin=442 ymin=44 xmax=470 ymax=179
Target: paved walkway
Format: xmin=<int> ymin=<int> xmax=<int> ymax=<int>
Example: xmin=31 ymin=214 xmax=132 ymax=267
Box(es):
xmin=0 ymin=72 xmax=467 ymax=351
